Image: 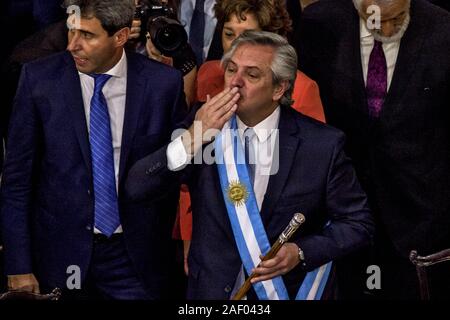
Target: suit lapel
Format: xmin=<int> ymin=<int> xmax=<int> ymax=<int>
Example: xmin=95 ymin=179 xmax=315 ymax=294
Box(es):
xmin=259 ymin=107 xmax=301 ymax=223
xmin=336 ymin=5 xmax=368 ymax=116
xmin=62 ymin=52 xmax=92 ymax=175
xmin=118 ymin=52 xmax=146 ymax=183
xmin=382 ymin=1 xmax=428 ymax=111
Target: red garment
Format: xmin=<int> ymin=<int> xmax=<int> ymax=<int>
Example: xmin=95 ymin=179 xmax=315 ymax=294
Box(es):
xmin=174 ymin=60 xmax=326 ymax=240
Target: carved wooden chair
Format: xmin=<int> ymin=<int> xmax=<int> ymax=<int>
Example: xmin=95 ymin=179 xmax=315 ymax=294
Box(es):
xmin=409 ymin=248 xmax=450 ymax=300
xmin=0 ymin=288 xmax=61 ymax=301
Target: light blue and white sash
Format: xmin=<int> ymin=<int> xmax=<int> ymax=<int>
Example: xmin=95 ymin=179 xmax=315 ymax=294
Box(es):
xmin=215 ymin=115 xmax=332 ymax=300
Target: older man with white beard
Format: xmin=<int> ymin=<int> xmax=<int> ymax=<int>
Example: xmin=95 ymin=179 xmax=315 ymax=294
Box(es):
xmin=296 ymin=0 xmax=450 ymax=299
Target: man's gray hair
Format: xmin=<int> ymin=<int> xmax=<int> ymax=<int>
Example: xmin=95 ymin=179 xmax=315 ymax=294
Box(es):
xmin=64 ymin=0 xmax=135 ymax=35
xmin=221 ymin=30 xmax=298 ymax=107
xmin=353 ymin=0 xmax=411 ymax=13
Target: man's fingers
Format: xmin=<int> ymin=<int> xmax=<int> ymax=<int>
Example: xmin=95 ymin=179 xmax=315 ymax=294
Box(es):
xmin=32 ymin=284 xmax=40 ymax=294
xmin=207 ymin=87 xmax=232 ymax=105
xmin=250 ymin=261 xmax=287 ymax=283
xmin=251 ymin=270 xmax=284 ymax=283
xmin=198 ymin=87 xmax=239 ymax=128
xmin=207 ymin=87 xmax=239 ymax=111
xmin=215 ymin=93 xmax=240 ymax=118
xmin=220 ymin=104 xmax=238 ymax=123
xmin=253 ymin=263 xmax=284 ymax=275
xmin=7 ymin=273 xmax=40 ymax=293
xmin=258 ymin=256 xmax=283 ymax=269
xmin=20 ymin=284 xmax=40 ymax=294
xmin=129 ymin=20 xmax=141 ymax=39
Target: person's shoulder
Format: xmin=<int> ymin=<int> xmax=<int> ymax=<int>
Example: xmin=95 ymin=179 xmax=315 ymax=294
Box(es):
xmin=417 ymin=0 xmax=450 ymax=25
xmin=295 ymin=70 xmax=317 ymax=86
xmin=21 ymin=51 xmax=70 ymax=76
xmin=285 ymin=107 xmax=345 ymax=146
xmin=198 ymin=60 xmax=223 ymax=81
xmin=301 ymin=0 xmax=357 ymax=37
xmin=10 ymin=20 xmax=67 ymax=65
xmin=126 ymin=50 xmax=183 ymax=80
xmin=417 ymin=0 xmax=450 ymax=15
xmin=302 ymin=0 xmax=354 ymax=21
xmin=198 ymin=60 xmax=222 ymax=74
xmin=412 ymin=0 xmax=450 ymax=48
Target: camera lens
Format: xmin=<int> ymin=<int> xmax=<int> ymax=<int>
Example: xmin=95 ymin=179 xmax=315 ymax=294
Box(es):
xmin=149 ymin=16 xmax=187 ymax=56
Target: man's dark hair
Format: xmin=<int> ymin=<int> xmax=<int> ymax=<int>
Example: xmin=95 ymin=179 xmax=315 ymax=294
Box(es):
xmin=64 ymin=0 xmax=135 ymax=36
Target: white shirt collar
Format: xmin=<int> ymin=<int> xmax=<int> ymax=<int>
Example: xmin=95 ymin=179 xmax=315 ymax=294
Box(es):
xmin=360 ymin=17 xmax=372 ymax=39
xmin=236 ymin=106 xmax=280 ymax=143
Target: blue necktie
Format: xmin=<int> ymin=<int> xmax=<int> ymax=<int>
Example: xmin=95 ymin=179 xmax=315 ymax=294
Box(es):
xmin=89 ymin=74 xmax=120 ymax=237
xmin=189 ymin=0 xmax=205 ymax=66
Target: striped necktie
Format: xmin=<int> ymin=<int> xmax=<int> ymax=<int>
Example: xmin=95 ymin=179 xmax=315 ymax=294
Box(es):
xmin=89 ymin=73 xmax=120 ymax=237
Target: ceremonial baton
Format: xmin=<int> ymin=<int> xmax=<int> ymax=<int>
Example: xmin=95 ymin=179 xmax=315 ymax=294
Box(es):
xmin=231 ymin=213 xmax=305 ymax=300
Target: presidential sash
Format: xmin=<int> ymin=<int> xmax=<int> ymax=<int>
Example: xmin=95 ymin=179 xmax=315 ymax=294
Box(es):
xmin=215 ymin=115 xmax=332 ymax=300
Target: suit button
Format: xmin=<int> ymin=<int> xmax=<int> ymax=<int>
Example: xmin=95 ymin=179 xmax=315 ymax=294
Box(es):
xmin=86 ymin=225 xmax=92 ymax=231
xmin=87 ymin=189 xmax=91 ymax=195
xmin=224 ymin=285 xmax=232 ymax=293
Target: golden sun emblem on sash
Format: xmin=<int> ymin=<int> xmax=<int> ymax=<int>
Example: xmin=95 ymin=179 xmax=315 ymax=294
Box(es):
xmin=227 ymin=181 xmax=249 ymax=207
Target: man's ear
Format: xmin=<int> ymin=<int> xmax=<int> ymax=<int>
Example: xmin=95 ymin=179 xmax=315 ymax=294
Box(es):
xmin=115 ymin=27 xmax=131 ymax=47
xmin=272 ymin=80 xmax=289 ymax=101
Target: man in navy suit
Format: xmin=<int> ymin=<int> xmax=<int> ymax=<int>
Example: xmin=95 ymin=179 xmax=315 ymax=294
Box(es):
xmin=126 ymin=31 xmax=374 ymax=299
xmin=297 ymin=0 xmax=450 ymax=299
xmin=0 ymin=0 xmax=187 ymax=299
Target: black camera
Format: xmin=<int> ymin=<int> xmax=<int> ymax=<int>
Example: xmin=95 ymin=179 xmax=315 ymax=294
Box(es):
xmin=135 ymin=0 xmax=188 ymax=57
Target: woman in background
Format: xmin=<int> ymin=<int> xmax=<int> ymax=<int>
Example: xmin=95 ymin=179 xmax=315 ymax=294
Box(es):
xmin=197 ymin=0 xmax=325 ymax=121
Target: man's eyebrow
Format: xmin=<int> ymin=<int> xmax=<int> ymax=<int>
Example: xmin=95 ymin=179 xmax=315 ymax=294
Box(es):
xmin=79 ymin=29 xmax=95 ymax=35
xmin=226 ymin=60 xmax=262 ymax=71
xmin=67 ymin=23 xmax=95 ymax=35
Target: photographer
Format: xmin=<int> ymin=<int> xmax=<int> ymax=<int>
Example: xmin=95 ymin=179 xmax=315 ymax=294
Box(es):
xmin=133 ymin=0 xmax=198 ymax=107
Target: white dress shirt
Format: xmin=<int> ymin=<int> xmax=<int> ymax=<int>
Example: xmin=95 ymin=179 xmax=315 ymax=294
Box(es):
xmin=79 ymin=50 xmax=127 ymax=234
xmin=359 ymin=18 xmax=400 ymax=90
xmin=235 ymin=107 xmax=280 ymax=210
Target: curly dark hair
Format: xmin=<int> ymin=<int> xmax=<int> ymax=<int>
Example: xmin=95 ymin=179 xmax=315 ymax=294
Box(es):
xmin=214 ymin=0 xmax=292 ymax=38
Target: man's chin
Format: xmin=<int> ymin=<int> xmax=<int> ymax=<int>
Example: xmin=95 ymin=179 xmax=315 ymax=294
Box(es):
xmin=370 ymin=14 xmax=410 ymax=44
xmin=72 ymin=57 xmax=93 ymax=73
xmin=371 ymin=30 xmax=404 ymax=43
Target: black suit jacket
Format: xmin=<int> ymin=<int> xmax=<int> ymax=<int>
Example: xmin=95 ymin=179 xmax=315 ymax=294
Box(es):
xmin=127 ymin=106 xmax=374 ymax=299
xmin=430 ymin=0 xmax=450 ymax=12
xmin=297 ymin=0 xmax=450 ymax=256
xmin=0 ymin=50 xmax=187 ymax=297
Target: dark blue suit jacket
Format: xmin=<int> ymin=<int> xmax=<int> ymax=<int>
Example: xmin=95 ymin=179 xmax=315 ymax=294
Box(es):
xmin=0 ymin=50 xmax=187 ymax=298
xmin=127 ymin=106 xmax=374 ymax=299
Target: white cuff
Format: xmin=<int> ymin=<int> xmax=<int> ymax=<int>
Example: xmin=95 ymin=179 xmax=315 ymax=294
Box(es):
xmin=167 ymin=136 xmax=190 ymax=171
